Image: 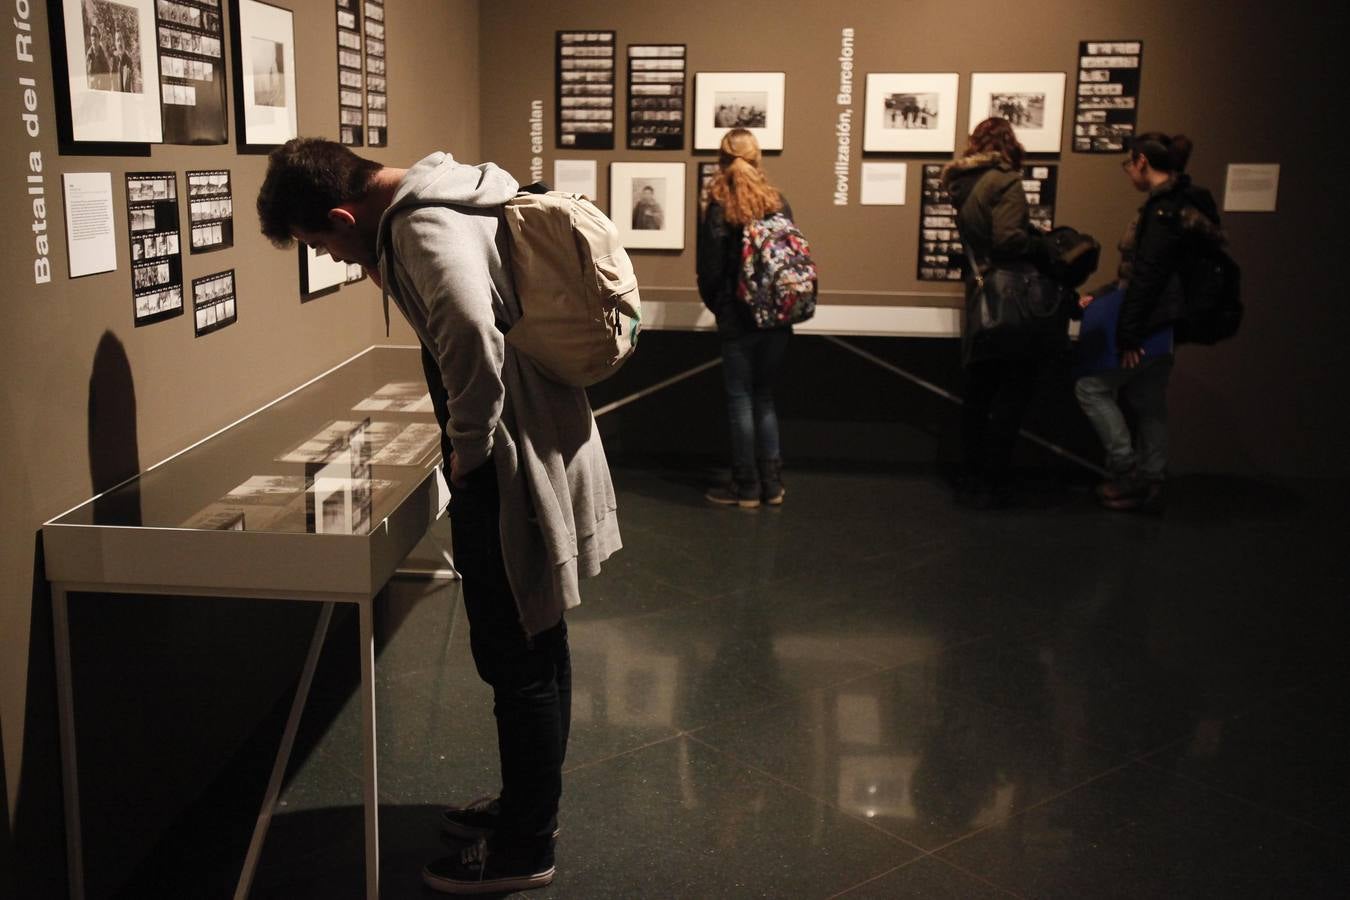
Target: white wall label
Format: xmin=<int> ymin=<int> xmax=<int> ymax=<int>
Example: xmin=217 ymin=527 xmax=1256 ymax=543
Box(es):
xmin=62 ymin=173 xmax=117 ymax=278
xmin=1224 ymin=163 xmax=1279 ymax=213
xmin=553 ymin=159 xmax=597 ymax=201
xmin=860 ymin=163 xmax=907 ymax=206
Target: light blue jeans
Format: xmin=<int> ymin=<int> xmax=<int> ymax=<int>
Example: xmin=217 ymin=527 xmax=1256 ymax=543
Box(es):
xmin=1074 ymin=356 xmax=1174 ymax=480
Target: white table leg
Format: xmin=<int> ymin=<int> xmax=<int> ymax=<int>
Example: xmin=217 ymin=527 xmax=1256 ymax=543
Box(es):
xmin=233 ymin=601 xmax=334 ymax=900
xmin=52 ymin=585 xmax=85 ymax=900
xmin=359 ymin=598 xmax=380 ymax=900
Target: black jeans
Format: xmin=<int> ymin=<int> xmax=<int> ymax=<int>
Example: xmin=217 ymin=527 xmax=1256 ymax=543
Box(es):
xmin=961 ymin=358 xmax=1040 ymax=486
xmin=420 ymin=347 xmax=571 ymax=857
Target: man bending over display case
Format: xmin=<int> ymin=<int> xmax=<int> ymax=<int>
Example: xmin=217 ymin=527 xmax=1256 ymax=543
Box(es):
xmin=257 ymin=138 xmax=621 ymax=895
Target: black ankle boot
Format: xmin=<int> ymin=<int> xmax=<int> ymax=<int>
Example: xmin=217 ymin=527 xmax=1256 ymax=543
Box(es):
xmin=706 ymin=465 xmax=761 ymax=509
xmin=758 ymin=458 xmax=784 ymax=505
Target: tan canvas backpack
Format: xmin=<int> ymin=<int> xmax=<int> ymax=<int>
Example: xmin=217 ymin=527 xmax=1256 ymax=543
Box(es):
xmin=501 ymin=187 xmax=641 ymax=387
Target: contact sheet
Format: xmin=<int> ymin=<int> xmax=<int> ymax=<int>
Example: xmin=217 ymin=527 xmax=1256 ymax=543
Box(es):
xmin=126 ymin=171 xmax=185 ymax=325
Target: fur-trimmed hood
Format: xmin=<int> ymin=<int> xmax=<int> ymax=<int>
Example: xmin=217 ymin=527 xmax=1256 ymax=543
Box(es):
xmin=941 ymin=152 xmax=1014 ymax=209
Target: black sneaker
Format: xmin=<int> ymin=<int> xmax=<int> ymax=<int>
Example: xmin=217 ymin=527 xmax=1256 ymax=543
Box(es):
xmin=422 ymin=841 xmax=555 ymax=895
xmin=441 ymin=795 xmax=561 ymax=841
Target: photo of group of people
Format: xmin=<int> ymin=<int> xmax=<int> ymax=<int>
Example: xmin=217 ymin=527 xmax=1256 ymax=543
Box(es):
xmin=917 ymin=165 xmax=962 ymax=282
xmin=192 ymin=269 xmax=236 ymax=336
xmin=988 ymin=92 xmax=1046 ymax=128
xmin=82 ymin=0 xmax=143 ymax=93
xmin=713 ymin=92 xmax=767 ymax=128
xmin=558 ymin=31 xmax=616 ymax=148
xmin=883 ymin=92 xmax=939 ymax=129
xmin=628 ymin=44 xmax=685 ymax=150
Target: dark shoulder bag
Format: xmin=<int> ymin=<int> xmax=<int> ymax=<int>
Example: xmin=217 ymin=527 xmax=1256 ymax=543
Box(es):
xmin=961 ymin=236 xmax=1072 ymax=360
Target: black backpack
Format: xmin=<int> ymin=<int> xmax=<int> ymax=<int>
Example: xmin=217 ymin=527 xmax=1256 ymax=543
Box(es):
xmin=1043 ymin=226 xmax=1101 ymax=289
xmin=1174 ymin=242 xmax=1243 ymax=345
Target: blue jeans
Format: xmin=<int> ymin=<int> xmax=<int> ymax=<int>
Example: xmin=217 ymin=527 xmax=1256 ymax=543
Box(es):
xmin=1074 ymin=355 xmax=1174 ymax=480
xmin=719 ymin=327 xmax=790 ymax=479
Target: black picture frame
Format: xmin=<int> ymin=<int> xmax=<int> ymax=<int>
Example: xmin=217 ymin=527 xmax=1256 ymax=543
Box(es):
xmin=556 ymin=30 xmax=615 ymax=151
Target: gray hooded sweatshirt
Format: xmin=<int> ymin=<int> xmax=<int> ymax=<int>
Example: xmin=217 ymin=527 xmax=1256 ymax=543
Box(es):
xmin=376 ymin=152 xmax=621 ymax=635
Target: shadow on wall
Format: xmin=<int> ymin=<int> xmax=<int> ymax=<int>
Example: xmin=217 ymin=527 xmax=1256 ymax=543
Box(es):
xmin=11 ymin=332 xmax=140 ymax=897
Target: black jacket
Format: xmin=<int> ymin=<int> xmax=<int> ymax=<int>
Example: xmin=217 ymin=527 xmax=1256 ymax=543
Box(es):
xmin=1105 ymin=174 xmax=1222 ymax=350
xmin=696 ymin=196 xmax=793 ymax=337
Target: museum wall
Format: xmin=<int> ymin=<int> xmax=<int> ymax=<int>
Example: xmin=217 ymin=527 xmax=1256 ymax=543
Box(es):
xmin=0 ymin=0 xmax=478 ymax=894
xmin=477 ymin=0 xmax=1344 ymax=479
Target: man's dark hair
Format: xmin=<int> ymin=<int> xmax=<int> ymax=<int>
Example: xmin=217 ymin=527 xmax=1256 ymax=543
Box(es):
xmin=256 ymin=137 xmax=382 ymax=247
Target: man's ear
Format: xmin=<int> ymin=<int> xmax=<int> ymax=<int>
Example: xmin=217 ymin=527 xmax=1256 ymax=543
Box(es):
xmin=327 ymin=207 xmax=358 ymax=229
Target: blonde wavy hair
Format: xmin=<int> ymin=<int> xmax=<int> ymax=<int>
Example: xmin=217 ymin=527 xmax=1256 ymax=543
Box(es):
xmin=705 ymin=128 xmax=783 ymax=226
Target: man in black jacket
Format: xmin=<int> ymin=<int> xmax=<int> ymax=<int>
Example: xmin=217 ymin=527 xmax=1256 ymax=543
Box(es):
xmin=1074 ymin=133 xmax=1222 ymax=512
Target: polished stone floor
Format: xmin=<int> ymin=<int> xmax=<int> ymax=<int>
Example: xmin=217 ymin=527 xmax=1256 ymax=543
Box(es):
xmin=220 ymin=464 xmax=1346 ymax=897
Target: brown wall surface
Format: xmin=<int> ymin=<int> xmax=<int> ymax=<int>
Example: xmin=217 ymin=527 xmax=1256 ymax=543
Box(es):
xmin=1 ymin=0 xmax=478 ymax=889
xmin=478 ymin=0 xmax=1344 ymax=478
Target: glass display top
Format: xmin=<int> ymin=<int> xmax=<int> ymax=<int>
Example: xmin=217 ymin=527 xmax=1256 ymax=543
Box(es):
xmin=49 ymin=347 xmax=441 ymax=535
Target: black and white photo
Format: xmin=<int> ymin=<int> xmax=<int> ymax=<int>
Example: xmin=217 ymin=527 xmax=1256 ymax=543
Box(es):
xmin=712 ymin=92 xmax=767 ymax=128
xmin=154 ymin=0 xmax=229 ymax=143
xmin=916 ymin=164 xmax=962 ymax=282
xmin=630 ymin=179 xmax=666 ymax=231
xmin=1073 ymin=41 xmax=1143 ymax=153
xmin=192 ymin=269 xmax=237 ymax=336
xmin=611 ymin=162 xmax=685 ymax=250
xmin=694 ymin=72 xmax=786 ymax=150
xmin=864 ymin=74 xmax=958 ymax=153
xmin=231 ymin=0 xmax=298 ymax=149
xmin=969 ymin=72 xmax=1066 ymax=153
xmin=627 ymin=44 xmax=687 ymax=150
xmin=557 ymin=31 xmax=616 ymax=149
xmin=186 ymin=170 xmax=234 ymax=252
xmin=56 ymin=0 xmax=164 ymax=144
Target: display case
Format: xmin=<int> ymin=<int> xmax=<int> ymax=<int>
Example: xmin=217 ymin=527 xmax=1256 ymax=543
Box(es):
xmin=44 ymin=345 xmax=442 ymax=900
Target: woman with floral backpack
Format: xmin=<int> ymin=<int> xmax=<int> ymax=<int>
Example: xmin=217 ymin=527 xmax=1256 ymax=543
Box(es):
xmin=696 ymin=128 xmax=800 ymax=508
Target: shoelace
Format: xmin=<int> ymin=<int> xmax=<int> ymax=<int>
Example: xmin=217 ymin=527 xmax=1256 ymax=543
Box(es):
xmin=460 ymin=840 xmax=488 ymax=881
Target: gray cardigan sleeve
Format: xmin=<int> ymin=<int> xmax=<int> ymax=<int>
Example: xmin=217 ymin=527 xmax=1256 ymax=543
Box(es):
xmin=392 ymin=207 xmax=505 ymax=473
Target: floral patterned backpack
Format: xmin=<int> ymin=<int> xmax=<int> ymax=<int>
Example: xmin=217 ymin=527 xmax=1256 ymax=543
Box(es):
xmin=736 ymin=212 xmax=818 ymax=329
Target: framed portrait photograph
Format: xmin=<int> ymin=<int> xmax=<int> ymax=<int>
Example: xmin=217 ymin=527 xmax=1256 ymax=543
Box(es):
xmin=863 ymin=73 xmax=959 ymax=153
xmin=229 ymin=0 xmax=297 ymax=151
xmin=51 ymin=0 xmax=164 ymax=145
xmin=610 ymin=162 xmax=686 ymax=251
xmin=693 ymin=72 xmax=785 ymax=151
xmin=968 ymin=72 xmax=1066 ymax=153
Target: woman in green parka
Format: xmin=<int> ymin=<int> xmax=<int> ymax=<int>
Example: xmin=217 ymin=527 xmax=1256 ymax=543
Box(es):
xmin=941 ymin=117 xmax=1052 ymax=506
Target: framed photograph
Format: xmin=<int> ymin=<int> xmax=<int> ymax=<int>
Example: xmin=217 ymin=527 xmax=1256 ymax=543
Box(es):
xmin=694 ymin=72 xmax=785 ymax=151
xmin=610 ymin=162 xmax=685 ymax=251
xmin=229 ymin=0 xmax=297 ymax=151
xmin=862 ymin=73 xmax=959 ymax=153
xmin=51 ymin=0 xmax=164 ymax=145
xmin=968 ymin=72 xmax=1066 ymax=154
xmin=916 ymin=163 xmax=962 ymax=283
xmin=299 ymin=244 xmax=347 ymax=300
